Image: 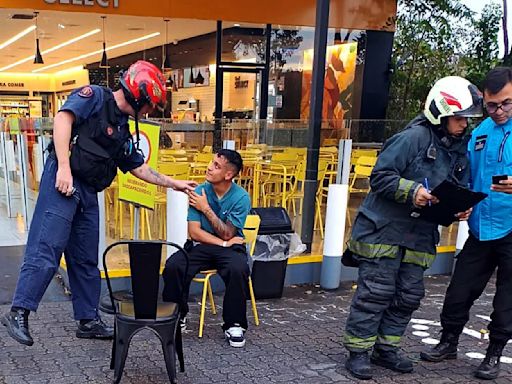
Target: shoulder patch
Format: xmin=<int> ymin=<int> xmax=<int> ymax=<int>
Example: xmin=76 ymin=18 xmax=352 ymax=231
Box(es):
xmin=78 ymin=86 xmax=94 ymax=98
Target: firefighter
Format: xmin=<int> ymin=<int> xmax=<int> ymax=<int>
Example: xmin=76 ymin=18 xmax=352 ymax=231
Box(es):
xmin=1 ymin=61 xmax=196 ymax=346
xmin=342 ymin=76 xmax=483 ymax=380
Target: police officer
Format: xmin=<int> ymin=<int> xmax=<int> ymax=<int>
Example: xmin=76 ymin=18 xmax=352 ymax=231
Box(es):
xmin=421 ymin=67 xmax=512 ymax=380
xmin=342 ymin=76 xmax=483 ymax=380
xmin=1 ymin=60 xmax=196 ymax=346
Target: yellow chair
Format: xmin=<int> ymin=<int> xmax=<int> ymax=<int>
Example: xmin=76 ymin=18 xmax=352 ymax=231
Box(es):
xmin=193 ymin=215 xmax=261 ymax=338
xmin=350 ymin=149 xmax=378 ymax=170
xmin=201 ymin=145 xmax=213 ymax=153
xmin=349 ymin=156 xmax=377 ymax=193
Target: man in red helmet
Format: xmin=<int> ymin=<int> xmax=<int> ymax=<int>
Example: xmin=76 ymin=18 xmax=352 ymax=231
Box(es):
xmin=1 ymin=60 xmax=196 ymax=347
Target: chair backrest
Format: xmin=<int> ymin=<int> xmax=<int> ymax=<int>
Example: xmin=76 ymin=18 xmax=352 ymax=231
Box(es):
xmin=271 ymin=152 xmax=299 ymax=162
xmin=103 ymin=241 xmax=188 ymax=320
xmin=194 ymin=152 xmax=213 ymax=163
xmin=243 ymin=215 xmax=261 ymax=257
xmin=351 ymin=149 xmax=378 ymax=166
xmin=201 ymin=145 xmax=213 ymax=153
xmin=158 ymin=162 xmax=190 ymax=180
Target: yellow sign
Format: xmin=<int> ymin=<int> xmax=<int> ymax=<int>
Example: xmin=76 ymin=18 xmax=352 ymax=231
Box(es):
xmin=118 ymin=119 xmax=160 ymax=209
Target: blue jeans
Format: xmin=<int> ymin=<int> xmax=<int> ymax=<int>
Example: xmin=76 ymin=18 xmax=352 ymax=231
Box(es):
xmin=12 ymin=156 xmax=101 ymax=320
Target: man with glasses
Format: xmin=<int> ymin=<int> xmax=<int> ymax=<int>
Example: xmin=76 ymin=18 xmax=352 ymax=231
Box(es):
xmin=421 ymin=67 xmax=512 ymax=380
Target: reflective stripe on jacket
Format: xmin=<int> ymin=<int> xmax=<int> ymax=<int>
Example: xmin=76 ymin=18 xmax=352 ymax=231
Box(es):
xmin=348 ymin=114 xmax=470 ymax=268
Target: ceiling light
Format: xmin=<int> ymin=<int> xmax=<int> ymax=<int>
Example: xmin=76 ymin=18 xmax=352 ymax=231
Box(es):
xmin=32 ymin=32 xmax=160 ymax=73
xmin=0 ymin=26 xmax=36 ymax=50
xmin=234 ymin=23 xmax=241 ymax=27
xmin=33 ymin=12 xmax=43 ymax=64
xmin=0 ymin=29 xmax=100 ymax=72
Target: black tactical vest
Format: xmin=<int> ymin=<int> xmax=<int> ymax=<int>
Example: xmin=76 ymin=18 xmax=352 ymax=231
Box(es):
xmin=68 ymin=88 xmax=132 ymax=192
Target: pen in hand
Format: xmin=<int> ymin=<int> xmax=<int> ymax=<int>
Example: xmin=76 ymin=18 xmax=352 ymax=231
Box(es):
xmin=424 ymin=177 xmax=432 ymax=207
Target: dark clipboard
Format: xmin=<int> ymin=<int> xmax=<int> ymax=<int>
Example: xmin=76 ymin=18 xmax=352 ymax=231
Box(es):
xmin=410 ymin=180 xmax=487 ymax=226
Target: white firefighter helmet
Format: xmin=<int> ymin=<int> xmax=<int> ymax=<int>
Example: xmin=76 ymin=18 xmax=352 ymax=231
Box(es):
xmin=424 ymin=76 xmax=483 ymax=125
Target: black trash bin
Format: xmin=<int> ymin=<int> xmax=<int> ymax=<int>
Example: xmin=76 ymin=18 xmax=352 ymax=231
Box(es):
xmin=250 ymin=207 xmax=293 ymax=299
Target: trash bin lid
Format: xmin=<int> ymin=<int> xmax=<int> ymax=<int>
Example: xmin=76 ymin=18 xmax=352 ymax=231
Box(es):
xmin=251 ymin=207 xmax=293 ymax=234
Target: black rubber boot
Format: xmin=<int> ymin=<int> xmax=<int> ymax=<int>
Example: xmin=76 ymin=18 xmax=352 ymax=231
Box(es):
xmin=371 ymin=348 xmax=413 ymax=373
xmin=345 ymin=351 xmax=373 ymax=380
xmin=474 ymin=340 xmax=506 ymax=380
xmin=420 ymin=331 xmax=459 ymax=362
xmin=1 ymin=309 xmax=34 ymax=346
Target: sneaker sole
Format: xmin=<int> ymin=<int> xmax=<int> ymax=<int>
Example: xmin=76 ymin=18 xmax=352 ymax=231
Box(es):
xmin=419 ymin=351 xmax=457 ymax=362
xmin=1 ymin=315 xmax=34 ymax=346
xmin=227 ymin=338 xmax=246 ymax=348
xmin=344 ymin=361 xmax=372 ymax=380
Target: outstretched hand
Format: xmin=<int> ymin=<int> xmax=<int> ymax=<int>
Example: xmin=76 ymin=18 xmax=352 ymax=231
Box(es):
xmin=171 ymin=179 xmax=197 ymax=193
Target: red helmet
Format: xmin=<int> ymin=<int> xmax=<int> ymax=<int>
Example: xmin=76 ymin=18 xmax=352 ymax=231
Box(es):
xmin=120 ymin=60 xmax=167 ymax=111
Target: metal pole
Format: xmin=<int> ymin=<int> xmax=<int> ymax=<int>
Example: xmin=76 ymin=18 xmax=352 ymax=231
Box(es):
xmin=258 ymin=24 xmax=272 ymax=144
xmin=17 ymin=133 xmax=29 ymax=230
xmin=0 ymin=132 xmax=12 ymax=218
xmin=133 ymin=205 xmax=140 ymax=240
xmin=337 ymin=139 xmax=352 ymax=184
xmin=300 ymin=0 xmax=330 ymax=251
xmin=213 ymin=20 xmax=223 ymax=151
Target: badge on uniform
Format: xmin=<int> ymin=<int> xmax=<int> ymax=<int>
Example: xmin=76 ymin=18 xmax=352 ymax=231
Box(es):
xmin=78 ymin=86 xmax=94 ymax=98
xmin=475 ymin=135 xmax=487 ymax=151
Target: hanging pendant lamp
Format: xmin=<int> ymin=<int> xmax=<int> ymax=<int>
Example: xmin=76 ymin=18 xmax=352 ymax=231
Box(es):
xmin=189 ymin=66 xmax=195 ymax=84
xmin=33 ymin=12 xmax=44 ymax=64
xmin=334 ymin=29 xmax=342 ymax=45
xmin=99 ymin=16 xmax=110 ymax=68
xmin=195 ymin=68 xmax=205 ymax=85
xmin=162 ymin=19 xmax=172 ymax=70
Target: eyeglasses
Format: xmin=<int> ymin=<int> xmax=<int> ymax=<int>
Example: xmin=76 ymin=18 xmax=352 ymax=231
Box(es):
xmin=485 ymin=100 xmax=512 ymax=114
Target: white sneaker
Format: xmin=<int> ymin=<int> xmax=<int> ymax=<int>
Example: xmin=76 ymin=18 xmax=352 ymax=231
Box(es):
xmin=224 ymin=325 xmax=246 ymax=347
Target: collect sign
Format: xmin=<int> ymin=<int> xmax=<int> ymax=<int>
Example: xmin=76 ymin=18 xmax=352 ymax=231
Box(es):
xmin=117 ymin=119 xmax=160 ymax=209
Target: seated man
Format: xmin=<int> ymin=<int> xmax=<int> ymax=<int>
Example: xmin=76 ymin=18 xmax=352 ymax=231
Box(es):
xmin=163 ymin=149 xmax=251 ymax=347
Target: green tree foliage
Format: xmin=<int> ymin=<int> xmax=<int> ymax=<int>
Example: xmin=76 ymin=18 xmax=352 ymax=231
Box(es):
xmin=387 ymin=0 xmax=501 ymax=120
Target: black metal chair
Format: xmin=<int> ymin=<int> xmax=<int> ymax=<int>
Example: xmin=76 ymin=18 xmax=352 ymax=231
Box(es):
xmin=102 ymin=240 xmax=188 ymax=384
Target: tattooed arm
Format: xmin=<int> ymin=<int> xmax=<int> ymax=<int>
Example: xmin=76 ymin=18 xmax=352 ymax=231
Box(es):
xmin=188 ymin=190 xmax=237 ymax=241
xmin=130 ymin=163 xmax=196 ymax=191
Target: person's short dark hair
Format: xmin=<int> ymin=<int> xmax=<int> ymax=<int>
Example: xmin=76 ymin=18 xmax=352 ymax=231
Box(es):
xmin=483 ymin=67 xmax=512 ymax=95
xmin=216 ymin=149 xmax=243 ymax=176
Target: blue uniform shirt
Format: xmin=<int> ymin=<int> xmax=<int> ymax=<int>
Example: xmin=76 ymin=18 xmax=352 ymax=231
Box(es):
xmin=188 ymin=182 xmax=251 ymax=237
xmin=468 ymin=117 xmax=512 ymax=240
xmin=60 ymin=85 xmax=144 ymax=173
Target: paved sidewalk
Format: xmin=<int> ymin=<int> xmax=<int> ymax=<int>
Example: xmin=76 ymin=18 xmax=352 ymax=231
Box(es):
xmin=1 ymin=275 xmax=511 ymax=384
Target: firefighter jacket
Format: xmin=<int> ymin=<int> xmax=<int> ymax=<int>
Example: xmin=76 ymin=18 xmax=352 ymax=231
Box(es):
xmin=347 ymin=114 xmax=470 ymax=268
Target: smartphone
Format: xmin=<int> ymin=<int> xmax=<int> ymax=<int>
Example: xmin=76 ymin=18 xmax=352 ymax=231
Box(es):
xmin=492 ymin=175 xmax=508 ymax=184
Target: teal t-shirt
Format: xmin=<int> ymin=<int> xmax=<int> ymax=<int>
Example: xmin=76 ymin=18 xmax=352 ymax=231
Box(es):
xmin=187 ymin=182 xmax=251 ymax=237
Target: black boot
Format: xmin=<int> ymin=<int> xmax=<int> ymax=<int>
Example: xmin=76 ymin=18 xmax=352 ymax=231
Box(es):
xmin=371 ymin=348 xmax=413 ymax=373
xmin=1 ymin=308 xmax=34 ymax=346
xmin=474 ymin=340 xmax=506 ymax=380
xmin=420 ymin=331 xmax=459 ymax=362
xmin=345 ymin=351 xmax=373 ymax=380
